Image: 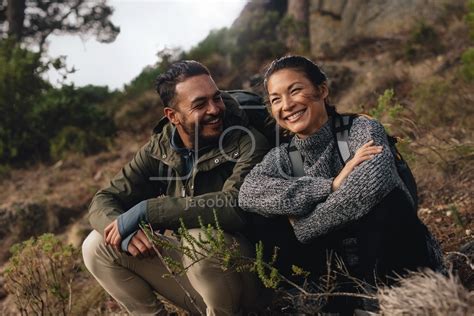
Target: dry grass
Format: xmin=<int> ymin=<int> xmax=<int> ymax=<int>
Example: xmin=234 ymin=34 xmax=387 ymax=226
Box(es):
xmin=378 ymin=270 xmax=473 ymax=315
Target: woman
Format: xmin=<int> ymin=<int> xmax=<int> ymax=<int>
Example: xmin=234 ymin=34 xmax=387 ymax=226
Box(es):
xmin=238 ymin=56 xmax=444 ymax=311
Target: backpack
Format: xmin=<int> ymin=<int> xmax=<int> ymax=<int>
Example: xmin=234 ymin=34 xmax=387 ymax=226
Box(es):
xmin=156 ymin=90 xmax=277 ymax=181
xmin=288 ymin=113 xmax=419 ymax=210
xmin=225 ymin=90 xmax=277 ymax=146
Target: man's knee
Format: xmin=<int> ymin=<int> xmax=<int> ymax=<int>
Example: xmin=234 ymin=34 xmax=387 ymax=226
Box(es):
xmin=82 ymin=230 xmax=110 ymax=275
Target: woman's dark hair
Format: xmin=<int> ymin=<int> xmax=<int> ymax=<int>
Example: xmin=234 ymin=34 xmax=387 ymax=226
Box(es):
xmin=263 ymin=55 xmax=336 ymax=116
xmin=155 ymin=60 xmax=210 ymax=107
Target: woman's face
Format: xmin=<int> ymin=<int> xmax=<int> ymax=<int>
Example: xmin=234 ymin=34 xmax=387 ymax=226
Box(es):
xmin=267 ymin=68 xmax=329 ymax=139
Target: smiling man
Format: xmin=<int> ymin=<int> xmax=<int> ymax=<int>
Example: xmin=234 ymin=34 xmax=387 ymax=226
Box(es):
xmin=82 ymin=60 xmax=270 ymax=315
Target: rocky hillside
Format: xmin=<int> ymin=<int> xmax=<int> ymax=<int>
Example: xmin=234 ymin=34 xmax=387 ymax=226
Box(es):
xmin=1 ymin=0 xmax=473 ymax=313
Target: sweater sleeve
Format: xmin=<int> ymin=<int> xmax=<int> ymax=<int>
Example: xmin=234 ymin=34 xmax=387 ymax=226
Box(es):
xmin=239 ymin=145 xmax=333 ymax=217
xmin=292 ymin=118 xmax=401 ymax=243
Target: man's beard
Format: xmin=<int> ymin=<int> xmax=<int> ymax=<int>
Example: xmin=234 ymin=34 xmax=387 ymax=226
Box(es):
xmin=182 ymin=114 xmax=224 ymax=150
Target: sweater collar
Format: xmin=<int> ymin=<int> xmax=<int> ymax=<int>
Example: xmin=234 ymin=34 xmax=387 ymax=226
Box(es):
xmin=293 ymin=118 xmax=333 ymax=156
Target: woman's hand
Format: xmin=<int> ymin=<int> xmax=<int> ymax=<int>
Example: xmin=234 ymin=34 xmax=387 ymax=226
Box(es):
xmin=332 ymin=140 xmax=382 ymax=191
xmin=104 ymin=219 xmax=122 ymax=249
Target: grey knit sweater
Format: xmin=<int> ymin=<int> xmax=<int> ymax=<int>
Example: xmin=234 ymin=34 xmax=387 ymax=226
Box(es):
xmin=239 ymin=116 xmax=413 ymax=244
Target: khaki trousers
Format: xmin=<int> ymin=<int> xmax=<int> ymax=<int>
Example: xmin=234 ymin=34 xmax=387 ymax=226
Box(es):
xmin=82 ymin=229 xmax=263 ymax=315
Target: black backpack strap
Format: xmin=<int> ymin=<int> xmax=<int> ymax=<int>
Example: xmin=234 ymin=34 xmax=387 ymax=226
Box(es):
xmin=156 ymin=160 xmax=171 ymax=195
xmin=288 ymin=138 xmax=305 ymax=177
xmin=333 ymin=114 xmax=354 ymax=164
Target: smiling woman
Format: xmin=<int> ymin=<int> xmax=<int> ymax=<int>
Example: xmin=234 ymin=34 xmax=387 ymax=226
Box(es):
xmin=46 ymin=0 xmax=247 ymax=89
xmin=267 ymin=68 xmax=329 ymax=138
xmin=239 ymin=55 xmax=445 ymax=313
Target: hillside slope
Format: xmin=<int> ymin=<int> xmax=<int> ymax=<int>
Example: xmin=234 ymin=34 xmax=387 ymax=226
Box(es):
xmin=1 ymin=0 xmax=473 ymax=312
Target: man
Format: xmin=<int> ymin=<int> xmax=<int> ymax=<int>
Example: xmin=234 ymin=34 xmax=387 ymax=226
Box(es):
xmin=82 ymin=60 xmax=270 ymax=315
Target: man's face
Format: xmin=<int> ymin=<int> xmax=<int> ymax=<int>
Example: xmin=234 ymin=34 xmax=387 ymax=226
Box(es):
xmin=168 ymin=74 xmax=225 ymax=148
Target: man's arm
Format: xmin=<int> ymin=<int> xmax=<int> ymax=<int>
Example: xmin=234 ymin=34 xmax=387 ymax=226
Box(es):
xmin=87 ymin=143 xmax=164 ymax=235
xmin=145 ymin=128 xmax=270 ymax=232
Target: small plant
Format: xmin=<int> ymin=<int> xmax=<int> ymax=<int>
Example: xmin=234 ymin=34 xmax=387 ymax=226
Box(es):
xmin=461 ymin=47 xmax=474 ymax=81
xmin=370 ymin=90 xmax=403 ymax=124
xmin=3 ymin=233 xmax=82 ymax=315
xmin=404 ymin=21 xmax=443 ymax=61
xmin=370 ymin=89 xmax=417 ymax=162
xmin=49 ymin=126 xmax=109 ymax=160
xmin=466 ymin=0 xmax=474 ymax=40
xmin=141 ymin=213 xmax=377 ymax=314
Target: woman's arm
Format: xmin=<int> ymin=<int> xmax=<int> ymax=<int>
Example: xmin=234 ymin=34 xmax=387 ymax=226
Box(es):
xmin=292 ymin=118 xmax=402 ymax=243
xmin=239 ymin=146 xmax=334 ymax=217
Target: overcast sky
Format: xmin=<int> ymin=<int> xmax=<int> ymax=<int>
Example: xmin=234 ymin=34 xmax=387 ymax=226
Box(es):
xmin=46 ymin=0 xmax=247 ymax=90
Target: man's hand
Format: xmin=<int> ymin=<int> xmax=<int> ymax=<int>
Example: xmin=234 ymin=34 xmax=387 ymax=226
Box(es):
xmin=332 ymin=140 xmax=382 ymax=191
xmin=104 ymin=219 xmax=122 ymax=249
xmin=127 ymin=230 xmax=158 ymax=257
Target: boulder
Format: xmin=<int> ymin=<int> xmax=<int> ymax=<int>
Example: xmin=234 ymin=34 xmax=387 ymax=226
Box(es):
xmin=309 ymin=0 xmax=465 ymax=57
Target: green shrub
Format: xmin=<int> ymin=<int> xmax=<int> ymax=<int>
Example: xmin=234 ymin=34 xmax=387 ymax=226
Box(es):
xmin=278 ymin=14 xmax=310 ymax=53
xmin=114 ymin=91 xmax=162 ymax=133
xmin=368 ymin=89 xmax=415 ymax=163
xmin=0 ymin=39 xmax=116 ymax=165
xmin=412 ymin=79 xmax=458 ymax=127
xmin=34 ymin=85 xmax=116 ymax=140
xmin=0 ymin=39 xmax=50 ymax=163
xmin=186 ymin=28 xmax=234 ymax=61
xmin=466 ymin=0 xmax=474 ymax=40
xmin=123 ymin=66 xmax=162 ymax=98
xmin=404 ymin=22 xmax=443 ymax=61
xmin=49 ymin=126 xmax=109 ymax=160
xmin=461 ymin=47 xmax=474 ymax=81
xmin=369 ymin=89 xmax=404 ymax=134
xmin=4 ymin=234 xmax=82 ymax=315
xmin=121 ymin=48 xmax=182 ymax=103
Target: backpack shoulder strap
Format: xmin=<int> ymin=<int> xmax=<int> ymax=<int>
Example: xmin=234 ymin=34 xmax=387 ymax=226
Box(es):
xmin=157 ymin=160 xmax=171 ymax=195
xmin=333 ymin=114 xmax=354 ymax=164
xmin=288 ymin=138 xmax=305 ymax=177
xmin=288 ymin=114 xmax=356 ymax=176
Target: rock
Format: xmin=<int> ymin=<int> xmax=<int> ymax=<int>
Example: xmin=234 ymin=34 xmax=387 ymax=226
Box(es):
xmin=93 ymin=170 xmax=103 ymax=181
xmin=308 ymin=0 xmax=465 ymax=57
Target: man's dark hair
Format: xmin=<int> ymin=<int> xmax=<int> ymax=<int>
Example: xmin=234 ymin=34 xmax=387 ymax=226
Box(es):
xmin=155 ymin=60 xmax=210 ymax=107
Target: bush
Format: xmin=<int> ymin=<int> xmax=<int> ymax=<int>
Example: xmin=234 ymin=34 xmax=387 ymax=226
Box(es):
xmin=186 ymin=28 xmax=234 ymax=62
xmin=404 ymin=22 xmax=443 ymax=61
xmin=0 ymin=39 xmax=116 ymax=165
xmin=49 ymin=126 xmax=109 ymax=160
xmin=466 ymin=0 xmax=474 ymax=40
xmin=3 ymin=234 xmax=82 ymax=315
xmin=369 ymin=89 xmax=404 ymax=134
xmin=0 ymin=39 xmax=50 ymax=163
xmin=123 ymin=48 xmax=183 ymax=100
xmin=461 ymin=47 xmax=474 ymax=81
xmin=412 ymin=78 xmax=469 ymax=127
xmin=114 ymin=91 xmax=162 ymax=133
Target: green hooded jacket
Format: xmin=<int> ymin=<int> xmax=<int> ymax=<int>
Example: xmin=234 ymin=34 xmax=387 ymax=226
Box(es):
xmin=88 ymin=93 xmax=270 ymax=235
